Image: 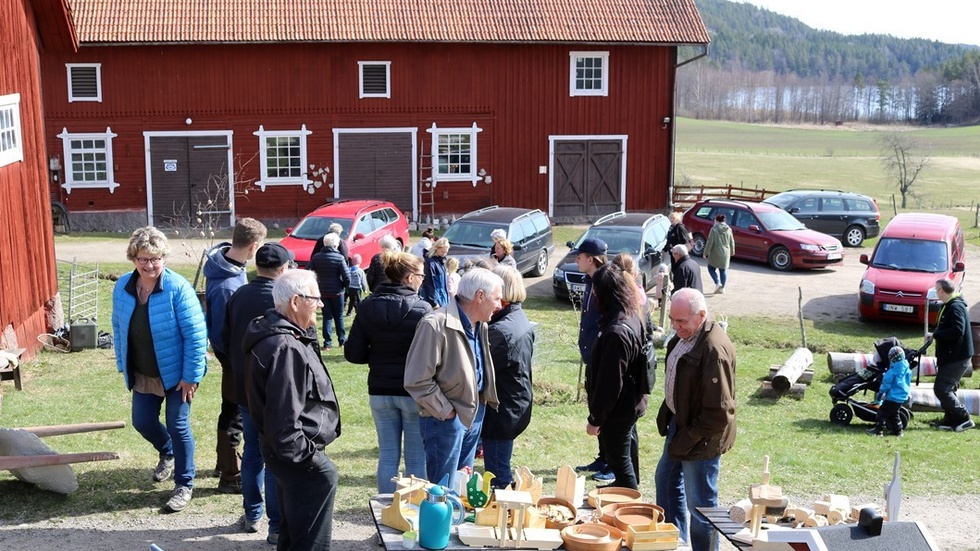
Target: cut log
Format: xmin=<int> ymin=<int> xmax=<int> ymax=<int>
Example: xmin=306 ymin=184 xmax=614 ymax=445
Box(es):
xmin=0 ymin=451 xmax=119 ymax=470
xmin=768 ymin=366 xmax=813 ymax=384
xmin=827 ymin=352 xmax=961 ymax=377
xmin=771 ymin=348 xmax=814 ymax=392
xmin=15 ymin=422 xmax=126 ymax=437
xmin=757 ymin=381 xmax=806 ymax=400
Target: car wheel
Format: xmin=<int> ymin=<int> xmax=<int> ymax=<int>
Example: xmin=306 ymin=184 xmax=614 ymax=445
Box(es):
xmin=768 ymin=245 xmax=792 ymax=271
xmin=830 ymin=403 xmax=853 ymax=426
xmin=528 ymin=249 xmax=549 ymax=277
xmin=691 ymin=234 xmax=706 ymax=257
xmin=843 ymin=225 xmax=865 ymax=247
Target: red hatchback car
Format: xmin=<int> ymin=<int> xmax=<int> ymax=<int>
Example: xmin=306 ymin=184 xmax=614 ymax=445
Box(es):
xmin=279 ymin=199 xmax=410 ymax=264
xmin=858 ymin=213 xmax=966 ymax=324
xmin=683 ymin=199 xmax=845 ymax=271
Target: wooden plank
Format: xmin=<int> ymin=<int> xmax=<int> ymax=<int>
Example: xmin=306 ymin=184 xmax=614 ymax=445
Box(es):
xmin=15 ymin=421 xmax=126 ymax=437
xmin=0 ymin=451 xmax=119 ymax=470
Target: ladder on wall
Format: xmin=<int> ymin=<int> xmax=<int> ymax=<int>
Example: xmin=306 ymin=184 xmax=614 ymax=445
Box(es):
xmin=418 ymin=143 xmax=436 ymax=225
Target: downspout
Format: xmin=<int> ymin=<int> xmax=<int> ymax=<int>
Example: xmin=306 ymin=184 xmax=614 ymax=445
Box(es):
xmin=668 ymin=44 xmax=708 ymax=211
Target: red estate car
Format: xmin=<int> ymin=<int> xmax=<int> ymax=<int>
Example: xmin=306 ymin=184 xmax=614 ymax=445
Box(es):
xmin=279 ymin=199 xmax=410 ymax=264
xmin=683 ymin=199 xmax=845 ymax=271
xmin=858 ymin=213 xmax=966 ymax=324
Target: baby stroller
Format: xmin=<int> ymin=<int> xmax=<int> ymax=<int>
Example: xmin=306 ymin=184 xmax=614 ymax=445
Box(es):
xmin=828 ymin=336 xmax=930 ymax=429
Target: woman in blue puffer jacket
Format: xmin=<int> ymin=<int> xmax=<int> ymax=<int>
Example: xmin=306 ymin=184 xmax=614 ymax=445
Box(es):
xmin=111 ymin=226 xmax=207 ymax=514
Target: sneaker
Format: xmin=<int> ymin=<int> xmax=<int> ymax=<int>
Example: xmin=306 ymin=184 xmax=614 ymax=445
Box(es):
xmin=592 ymin=468 xmax=615 ymax=482
xmin=162 ymin=486 xmax=193 ymax=513
xmin=929 ymin=416 xmax=954 ymax=429
xmin=153 ymin=455 xmax=175 ymax=482
xmin=241 ymin=515 xmax=262 ymax=534
xmin=865 ymin=428 xmax=883 ymax=436
xmin=954 ymin=418 xmax=975 ymax=432
xmin=890 ymin=430 xmax=904 ymax=437
xmin=218 ymin=479 xmax=243 ymax=494
xmin=717 ymin=285 xmax=726 ymax=294
xmin=575 ymin=457 xmax=607 ymax=473
xmin=267 ymin=531 xmax=280 ymax=545
xmin=714 ymin=285 xmax=723 ymax=294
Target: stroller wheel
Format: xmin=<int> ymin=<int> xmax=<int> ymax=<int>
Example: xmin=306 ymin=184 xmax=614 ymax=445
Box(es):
xmin=899 ymin=407 xmax=913 ymax=430
xmin=830 ymin=403 xmax=853 ymax=426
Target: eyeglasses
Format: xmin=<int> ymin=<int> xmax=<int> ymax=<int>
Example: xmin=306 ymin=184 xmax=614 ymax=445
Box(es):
xmin=136 ymin=257 xmax=163 ymax=266
xmin=413 ymin=272 xmax=425 ymax=278
xmin=297 ymin=293 xmax=323 ymax=304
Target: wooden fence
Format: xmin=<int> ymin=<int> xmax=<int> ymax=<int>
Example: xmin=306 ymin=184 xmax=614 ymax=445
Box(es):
xmin=671 ymin=184 xmax=778 ymax=210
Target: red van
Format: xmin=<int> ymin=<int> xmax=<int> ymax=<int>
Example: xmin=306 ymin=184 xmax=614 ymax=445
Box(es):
xmin=858 ymin=213 xmax=966 ymax=324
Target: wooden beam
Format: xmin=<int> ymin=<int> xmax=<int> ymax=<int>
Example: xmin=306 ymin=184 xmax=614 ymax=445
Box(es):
xmin=0 ymin=451 xmax=119 ymax=471
xmin=15 ymin=421 xmax=126 ymax=437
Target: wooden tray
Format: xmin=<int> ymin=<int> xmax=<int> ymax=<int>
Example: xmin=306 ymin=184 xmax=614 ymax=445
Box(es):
xmin=588 ymin=487 xmax=643 ymax=508
xmin=561 ymin=523 xmax=624 ymax=551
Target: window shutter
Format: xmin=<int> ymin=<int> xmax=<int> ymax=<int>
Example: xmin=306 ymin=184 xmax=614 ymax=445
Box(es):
xmin=362 ymin=65 xmax=388 ymax=95
xmin=70 ymin=66 xmax=100 ymax=100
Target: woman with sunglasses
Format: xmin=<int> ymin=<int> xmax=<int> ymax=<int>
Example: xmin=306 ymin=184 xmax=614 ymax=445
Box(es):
xmin=111 ymin=226 xmax=207 ymax=513
xmin=344 ymin=250 xmax=433 ymax=493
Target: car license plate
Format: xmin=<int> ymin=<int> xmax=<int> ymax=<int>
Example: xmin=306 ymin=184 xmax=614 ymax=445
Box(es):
xmin=827 ymin=253 xmax=842 ymax=260
xmin=570 ymin=283 xmax=585 ymax=295
xmin=883 ymin=304 xmax=914 ymax=314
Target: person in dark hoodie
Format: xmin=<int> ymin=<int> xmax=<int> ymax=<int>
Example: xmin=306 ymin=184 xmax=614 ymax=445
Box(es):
xmin=308 ymin=232 xmax=350 ymax=349
xmin=204 ymin=217 xmax=266 ymax=494
xmin=244 ymin=269 xmax=341 ymax=551
xmin=222 ymin=243 xmax=293 ymax=544
xmin=344 ymin=250 xmax=432 ymax=493
xmin=927 ymin=277 xmax=976 ymax=432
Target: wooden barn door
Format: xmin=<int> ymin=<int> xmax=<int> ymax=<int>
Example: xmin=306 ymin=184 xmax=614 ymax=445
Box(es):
xmin=335 ymin=130 xmax=414 ymax=214
xmin=552 ymin=138 xmax=624 ymax=221
xmin=147 ymin=134 xmax=232 ymax=229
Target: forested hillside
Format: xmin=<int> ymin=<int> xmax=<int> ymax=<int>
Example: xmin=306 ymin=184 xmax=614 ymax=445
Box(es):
xmin=678 ymin=0 xmax=980 ymax=125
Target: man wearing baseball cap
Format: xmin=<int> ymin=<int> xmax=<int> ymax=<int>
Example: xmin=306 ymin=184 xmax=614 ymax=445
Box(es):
xmin=222 ymin=242 xmax=293 ymax=544
xmin=570 ymin=237 xmax=616 ymax=482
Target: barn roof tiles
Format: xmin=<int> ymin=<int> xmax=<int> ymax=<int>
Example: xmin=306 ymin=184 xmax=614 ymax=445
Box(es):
xmin=69 ymin=0 xmax=709 ymax=45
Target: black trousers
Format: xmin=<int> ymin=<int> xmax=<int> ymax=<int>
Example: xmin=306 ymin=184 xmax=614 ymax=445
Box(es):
xmin=215 ymin=353 xmax=242 ymax=482
xmin=935 ymin=358 xmax=971 ymax=423
xmin=597 ymin=420 xmax=640 ymax=489
xmin=266 ymin=451 xmax=338 ymax=551
xmin=874 ymin=400 xmax=904 ymax=434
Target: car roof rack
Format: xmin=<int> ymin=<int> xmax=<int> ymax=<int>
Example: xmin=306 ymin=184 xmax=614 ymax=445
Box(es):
xmin=593 ymin=211 xmax=627 ymax=225
xmin=460 ymin=205 xmax=500 ymax=218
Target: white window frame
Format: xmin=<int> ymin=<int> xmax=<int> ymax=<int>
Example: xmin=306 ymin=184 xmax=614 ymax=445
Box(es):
xmin=427 ymin=122 xmax=483 ymax=186
xmin=358 ymin=61 xmax=391 ymax=99
xmin=254 ymin=124 xmax=312 ymax=191
xmin=56 ymin=127 xmax=120 ymax=193
xmin=66 ymin=63 xmax=103 ymax=102
xmin=569 ymin=51 xmax=609 ymax=97
xmin=0 ymin=94 xmax=24 ymax=167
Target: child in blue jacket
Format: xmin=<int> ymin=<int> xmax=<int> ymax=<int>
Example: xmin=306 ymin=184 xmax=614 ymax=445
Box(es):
xmin=868 ymin=345 xmax=912 ymax=437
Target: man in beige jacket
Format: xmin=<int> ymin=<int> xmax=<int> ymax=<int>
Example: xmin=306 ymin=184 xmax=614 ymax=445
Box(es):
xmin=405 ymin=267 xmax=503 ymax=485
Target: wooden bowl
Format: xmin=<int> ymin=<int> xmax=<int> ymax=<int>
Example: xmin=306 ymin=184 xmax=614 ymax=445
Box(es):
xmin=560 ymin=523 xmax=624 ymax=551
xmin=587 ymin=486 xmax=643 ymax=508
xmin=598 ymin=500 xmax=647 ymax=526
xmin=612 ymin=503 xmax=665 ymax=532
xmin=536 ymin=496 xmax=578 ymax=530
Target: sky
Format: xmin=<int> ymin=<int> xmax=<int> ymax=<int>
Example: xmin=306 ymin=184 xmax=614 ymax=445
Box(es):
xmin=738 ymin=0 xmax=979 ymax=47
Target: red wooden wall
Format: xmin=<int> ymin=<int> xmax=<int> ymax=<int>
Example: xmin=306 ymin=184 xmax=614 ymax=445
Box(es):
xmin=0 ymin=0 xmax=63 ymax=358
xmin=40 ymin=41 xmax=676 ymax=222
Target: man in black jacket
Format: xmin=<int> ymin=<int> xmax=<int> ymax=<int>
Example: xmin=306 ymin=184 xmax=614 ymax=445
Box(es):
xmin=927 ymin=278 xmax=975 ymax=432
xmin=670 ymin=244 xmax=703 ymax=294
xmin=308 ymin=233 xmax=350 ymax=349
xmin=223 ymin=243 xmax=291 ymax=543
xmin=244 ymin=269 xmax=342 ymax=551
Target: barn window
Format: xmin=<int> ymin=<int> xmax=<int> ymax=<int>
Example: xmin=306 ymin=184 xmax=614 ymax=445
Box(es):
xmin=359 ymin=61 xmax=391 ymax=98
xmin=427 ymin=122 xmax=483 ymax=185
xmin=56 ymin=127 xmax=120 ymax=193
xmin=0 ymin=94 xmax=23 ymax=167
xmin=569 ymin=52 xmax=609 ymax=97
xmin=254 ymin=124 xmax=312 ymax=191
xmin=66 ymin=63 xmax=102 ymax=102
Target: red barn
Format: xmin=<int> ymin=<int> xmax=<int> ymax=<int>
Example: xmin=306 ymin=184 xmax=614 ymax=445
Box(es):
xmin=1 ymin=0 xmax=76 ymax=360
xmin=40 ymin=0 xmax=708 ymax=229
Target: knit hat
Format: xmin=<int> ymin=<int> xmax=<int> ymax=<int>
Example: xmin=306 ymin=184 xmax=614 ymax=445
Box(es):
xmin=888 ymin=345 xmax=906 ymax=364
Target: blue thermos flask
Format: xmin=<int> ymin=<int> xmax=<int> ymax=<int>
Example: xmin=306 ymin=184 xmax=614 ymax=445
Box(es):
xmin=419 ymin=486 xmax=457 ymax=550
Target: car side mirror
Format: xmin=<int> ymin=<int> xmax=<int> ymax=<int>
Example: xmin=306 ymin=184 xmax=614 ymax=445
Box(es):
xmin=353 ymin=232 xmax=365 ymax=241
xmin=566 ymin=240 xmax=575 ymax=248
xmin=748 ymin=225 xmax=761 ymax=233
xmin=788 ymin=207 xmax=800 ymax=214
xmin=285 ymin=227 xmax=293 ymax=235
xmin=860 ymin=253 xmax=870 ymax=265
xmin=953 ymin=261 xmax=966 ymax=273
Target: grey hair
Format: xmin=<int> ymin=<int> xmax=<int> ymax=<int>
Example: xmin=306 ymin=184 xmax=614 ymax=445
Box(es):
xmin=490 ymin=228 xmax=507 ymax=242
xmin=322 ymin=232 xmax=341 ymax=249
xmin=126 ymin=226 xmax=171 ymax=261
xmin=671 ymin=287 xmax=707 ymax=316
xmin=272 ymin=269 xmax=318 ymax=313
xmin=379 ymin=234 xmax=400 ymax=251
xmin=456 ymin=267 xmax=503 ymax=303
xmin=936 ymin=277 xmax=955 ymax=294
xmin=328 ymin=223 xmax=343 ymax=235
xmin=668 ymin=212 xmax=683 ymax=224
xmin=671 ymin=243 xmax=689 ymax=256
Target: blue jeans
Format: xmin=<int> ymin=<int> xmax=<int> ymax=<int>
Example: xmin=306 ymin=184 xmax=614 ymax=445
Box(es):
xmin=655 ymin=421 xmax=721 ymax=551
xmin=707 ymin=265 xmax=727 ymax=287
xmin=131 ymin=388 xmax=195 ymax=488
xmin=420 ymin=402 xmax=485 ymax=485
xmin=370 ymin=395 xmax=427 ymax=494
xmin=240 ymin=406 xmax=281 ymax=532
xmin=481 ymin=438 xmax=514 ymax=488
xmin=321 ymin=296 xmax=346 ymax=346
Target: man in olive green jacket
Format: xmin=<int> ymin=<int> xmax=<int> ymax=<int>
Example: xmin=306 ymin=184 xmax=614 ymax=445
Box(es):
xmin=405 ymin=267 xmax=503 ymax=485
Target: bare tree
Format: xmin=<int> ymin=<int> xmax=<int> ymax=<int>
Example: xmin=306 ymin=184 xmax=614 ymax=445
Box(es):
xmin=877 ymin=131 xmax=928 ymax=208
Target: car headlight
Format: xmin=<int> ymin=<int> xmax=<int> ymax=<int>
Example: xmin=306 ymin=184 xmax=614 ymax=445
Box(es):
xmin=927 ymin=287 xmax=938 ymax=300
xmin=553 ymin=268 xmax=565 ymax=278
xmin=860 ymin=279 xmax=875 ymax=294
xmin=800 ymin=243 xmax=820 ymax=251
